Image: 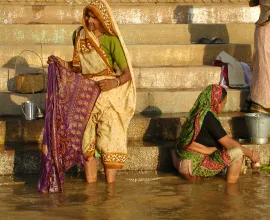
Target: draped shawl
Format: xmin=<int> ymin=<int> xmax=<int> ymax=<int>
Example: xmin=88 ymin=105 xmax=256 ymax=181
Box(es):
xmin=176 ymin=84 xmax=223 ymax=149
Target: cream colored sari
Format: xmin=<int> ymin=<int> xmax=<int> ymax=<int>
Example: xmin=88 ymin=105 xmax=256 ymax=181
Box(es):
xmin=73 ymin=0 xmax=136 ymax=169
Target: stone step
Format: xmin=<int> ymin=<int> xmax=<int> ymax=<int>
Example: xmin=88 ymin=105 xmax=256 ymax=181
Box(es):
xmin=134 ymin=66 xmax=221 ymax=89
xmin=1 ymin=3 xmax=259 ymax=25
xmin=0 ymin=24 xmax=255 ymax=45
xmin=136 ymin=88 xmax=248 ymax=114
xmin=1 ymin=140 xmax=269 ymax=175
xmin=0 ymin=112 xmax=251 ymax=145
xmin=0 ymin=141 xmax=174 ymax=174
xmin=0 ymin=88 xmax=248 ymax=116
xmin=0 ymin=0 xmax=250 ymax=4
xmin=0 ymin=65 xmax=222 ymax=91
xmin=0 ymin=44 xmax=254 ymax=68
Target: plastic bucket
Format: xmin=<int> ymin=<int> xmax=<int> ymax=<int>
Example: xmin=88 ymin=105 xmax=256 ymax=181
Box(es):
xmin=245 ymin=113 xmax=270 ymax=144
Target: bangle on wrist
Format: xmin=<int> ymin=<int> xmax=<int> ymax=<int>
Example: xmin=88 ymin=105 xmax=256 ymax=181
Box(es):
xmin=114 ymin=77 xmax=120 ymax=87
xmin=64 ymin=61 xmax=69 ymax=69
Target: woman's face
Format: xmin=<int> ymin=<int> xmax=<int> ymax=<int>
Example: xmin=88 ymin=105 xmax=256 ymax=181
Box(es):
xmin=217 ymin=96 xmax=227 ymax=115
xmin=84 ymin=10 xmax=102 ymax=32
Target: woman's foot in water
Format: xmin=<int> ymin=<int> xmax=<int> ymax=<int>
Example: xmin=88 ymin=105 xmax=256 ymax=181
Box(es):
xmin=84 ymin=156 xmax=97 ymax=183
xmin=105 ymin=168 xmax=116 ymax=184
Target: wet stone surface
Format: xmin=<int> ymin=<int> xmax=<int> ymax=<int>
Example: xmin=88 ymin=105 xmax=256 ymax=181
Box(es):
xmin=0 ymin=171 xmax=270 ymax=220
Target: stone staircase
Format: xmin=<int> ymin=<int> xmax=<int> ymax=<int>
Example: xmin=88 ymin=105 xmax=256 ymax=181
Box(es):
xmin=0 ymin=0 xmax=269 ymax=175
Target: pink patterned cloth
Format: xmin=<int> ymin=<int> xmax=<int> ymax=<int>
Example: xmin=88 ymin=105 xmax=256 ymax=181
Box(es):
xmin=38 ymin=56 xmax=100 ymax=193
xmin=250 ymin=25 xmax=270 ymax=108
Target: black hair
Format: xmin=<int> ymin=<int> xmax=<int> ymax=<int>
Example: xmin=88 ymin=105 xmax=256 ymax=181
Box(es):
xmin=220 ymin=87 xmax=227 ymax=103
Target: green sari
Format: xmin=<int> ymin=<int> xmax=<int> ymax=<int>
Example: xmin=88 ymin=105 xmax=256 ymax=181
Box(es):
xmin=174 ymin=84 xmax=237 ymax=177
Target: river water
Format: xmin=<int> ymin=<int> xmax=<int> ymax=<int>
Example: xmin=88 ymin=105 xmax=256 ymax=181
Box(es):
xmin=0 ymin=171 xmax=269 ymax=220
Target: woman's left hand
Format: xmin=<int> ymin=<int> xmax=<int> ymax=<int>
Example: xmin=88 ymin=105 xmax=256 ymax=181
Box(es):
xmin=250 ymin=151 xmax=260 ymax=163
xmin=98 ymin=79 xmax=118 ymax=91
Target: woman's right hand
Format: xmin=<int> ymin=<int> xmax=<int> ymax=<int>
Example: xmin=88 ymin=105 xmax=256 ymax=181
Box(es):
xmin=250 ymin=150 xmax=260 ymax=163
xmin=47 ymin=56 xmax=64 ymax=66
xmin=47 ymin=56 xmax=55 ymax=65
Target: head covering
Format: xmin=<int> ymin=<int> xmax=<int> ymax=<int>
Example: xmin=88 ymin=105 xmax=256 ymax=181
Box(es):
xmin=72 ymin=0 xmax=134 ymax=80
xmin=177 ymin=84 xmax=224 ymax=148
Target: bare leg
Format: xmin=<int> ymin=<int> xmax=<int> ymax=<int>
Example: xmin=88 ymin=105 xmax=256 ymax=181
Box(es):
xmin=84 ymin=156 xmax=97 ymax=183
xmin=105 ymin=168 xmax=116 ymax=184
xmin=226 ymin=156 xmax=244 ymax=183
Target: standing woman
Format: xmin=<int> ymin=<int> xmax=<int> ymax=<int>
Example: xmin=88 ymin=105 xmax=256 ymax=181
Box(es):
xmin=38 ymin=0 xmax=136 ymax=193
xmin=249 ymin=0 xmax=270 ymax=113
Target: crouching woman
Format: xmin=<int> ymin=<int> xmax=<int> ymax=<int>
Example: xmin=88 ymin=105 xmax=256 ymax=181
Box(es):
xmin=172 ymin=84 xmax=260 ymax=183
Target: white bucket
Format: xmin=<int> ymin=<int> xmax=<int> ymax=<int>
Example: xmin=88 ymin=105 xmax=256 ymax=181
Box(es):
xmin=245 ymin=113 xmax=270 ymax=144
xmin=21 ymin=101 xmax=37 ymax=120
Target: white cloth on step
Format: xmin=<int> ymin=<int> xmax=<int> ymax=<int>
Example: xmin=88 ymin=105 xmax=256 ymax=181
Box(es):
xmin=216 ymin=51 xmax=248 ymax=88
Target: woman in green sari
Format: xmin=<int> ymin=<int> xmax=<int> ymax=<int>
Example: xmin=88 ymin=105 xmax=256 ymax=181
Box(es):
xmin=172 ymin=84 xmax=260 ymax=183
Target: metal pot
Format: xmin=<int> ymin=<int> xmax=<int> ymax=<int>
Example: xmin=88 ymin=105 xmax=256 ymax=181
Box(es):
xmin=251 ymin=162 xmax=262 ymax=169
xmin=245 ymin=113 xmax=270 ymax=144
xmin=21 ymin=101 xmax=37 ymax=120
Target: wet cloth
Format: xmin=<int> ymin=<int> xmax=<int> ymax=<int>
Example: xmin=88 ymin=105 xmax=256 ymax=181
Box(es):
xmin=38 ymin=57 xmax=100 ymax=193
xmin=74 ymin=1 xmax=136 ymax=168
xmin=174 ymin=84 xmax=243 ymax=177
xmin=250 ymin=4 xmax=270 ymax=108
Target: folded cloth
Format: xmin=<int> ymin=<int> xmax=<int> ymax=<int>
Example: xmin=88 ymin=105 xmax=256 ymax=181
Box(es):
xmin=214 ymin=51 xmax=249 ymax=88
xmin=240 ymin=62 xmax=252 ymax=85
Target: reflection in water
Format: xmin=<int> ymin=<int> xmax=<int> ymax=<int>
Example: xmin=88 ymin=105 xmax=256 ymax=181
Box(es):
xmin=0 ymin=172 xmax=270 ymax=220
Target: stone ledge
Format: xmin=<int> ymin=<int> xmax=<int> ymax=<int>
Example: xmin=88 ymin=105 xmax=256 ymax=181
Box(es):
xmin=0 ymin=112 xmax=252 ymax=144
xmin=1 ymin=0 xmax=250 ymax=5
xmin=0 ymin=24 xmax=256 ymax=45
xmin=0 ymin=88 xmax=248 ymax=116
xmin=0 ymin=140 xmax=269 ymax=175
xmin=0 ymin=44 xmax=254 ymax=68
xmin=0 ymin=4 xmax=258 ymax=25
xmin=0 ymin=65 xmax=222 ymax=91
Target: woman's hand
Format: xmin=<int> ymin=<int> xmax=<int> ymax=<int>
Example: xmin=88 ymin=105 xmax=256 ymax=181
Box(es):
xmin=47 ymin=56 xmax=55 ymax=65
xmin=250 ymin=150 xmax=260 ymax=163
xmin=47 ymin=56 xmax=65 ymax=66
xmin=219 ymin=135 xmax=261 ymax=163
xmin=98 ymin=79 xmax=118 ymax=91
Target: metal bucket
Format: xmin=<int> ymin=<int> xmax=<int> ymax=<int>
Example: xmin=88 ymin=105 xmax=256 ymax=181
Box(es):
xmin=245 ymin=113 xmax=270 ymax=144
xmin=21 ymin=101 xmax=37 ymax=120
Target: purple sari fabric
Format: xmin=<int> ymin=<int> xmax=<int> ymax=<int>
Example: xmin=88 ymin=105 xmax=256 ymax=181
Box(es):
xmin=38 ymin=56 xmax=100 ymax=193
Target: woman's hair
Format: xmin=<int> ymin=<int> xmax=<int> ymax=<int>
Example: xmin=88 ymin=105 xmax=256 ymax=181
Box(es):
xmin=220 ymin=87 xmax=227 ymax=103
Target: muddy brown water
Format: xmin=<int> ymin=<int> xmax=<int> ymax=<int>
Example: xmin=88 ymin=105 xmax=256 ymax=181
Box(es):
xmin=0 ymin=171 xmax=270 ymax=220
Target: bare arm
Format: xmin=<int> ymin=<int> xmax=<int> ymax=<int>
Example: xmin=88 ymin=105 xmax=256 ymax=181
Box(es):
xmin=98 ymin=66 xmax=132 ymax=91
xmin=188 ymin=142 xmax=217 ymax=155
xmin=218 ymin=135 xmax=260 ymax=162
xmin=116 ymin=66 xmax=132 ymax=85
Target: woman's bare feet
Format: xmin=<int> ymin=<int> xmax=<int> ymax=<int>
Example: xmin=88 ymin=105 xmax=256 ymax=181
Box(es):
xmin=105 ymin=168 xmax=116 ymax=184
xmin=84 ymin=156 xmax=97 ymax=183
